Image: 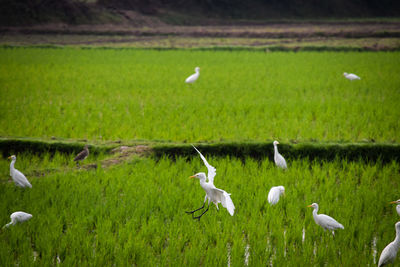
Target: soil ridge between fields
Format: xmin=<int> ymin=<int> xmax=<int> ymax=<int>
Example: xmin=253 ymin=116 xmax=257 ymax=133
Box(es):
xmin=1 ymin=138 xmax=399 ymax=163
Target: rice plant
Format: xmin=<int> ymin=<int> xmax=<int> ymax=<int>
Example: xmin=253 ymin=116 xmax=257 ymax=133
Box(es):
xmin=0 ymin=48 xmax=399 ymax=143
xmin=1 ymin=153 xmax=398 ymax=266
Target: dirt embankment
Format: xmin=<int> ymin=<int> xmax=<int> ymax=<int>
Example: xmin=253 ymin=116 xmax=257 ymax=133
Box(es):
xmin=2 ymin=20 xmax=400 ymax=39
xmin=1 ymin=18 xmax=400 ymax=50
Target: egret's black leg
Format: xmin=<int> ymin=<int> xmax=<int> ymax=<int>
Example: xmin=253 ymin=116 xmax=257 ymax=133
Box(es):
xmin=193 ymin=203 xmax=210 ymax=221
xmin=186 ymin=203 xmax=205 ymax=215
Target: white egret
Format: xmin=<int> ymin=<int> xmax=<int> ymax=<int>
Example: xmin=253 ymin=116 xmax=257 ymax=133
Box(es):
xmin=8 ymin=155 xmax=32 ymax=188
xmin=343 ymin=72 xmax=361 ymax=80
xmin=390 ymin=200 xmax=400 ymax=216
xmin=186 ymin=145 xmax=235 ymax=220
xmin=273 ymin=141 xmax=287 ymax=169
xmin=378 ymin=221 xmax=400 ymax=267
xmin=185 ymin=67 xmax=200 ymax=84
xmin=3 ymin=211 xmax=33 ymax=228
xmin=307 ymin=203 xmax=344 ymax=235
xmin=268 ymin=186 xmax=285 ymax=205
xmin=74 ymin=145 xmax=89 ymax=166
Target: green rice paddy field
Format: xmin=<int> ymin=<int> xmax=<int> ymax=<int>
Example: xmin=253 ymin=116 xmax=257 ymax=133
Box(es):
xmin=0 ymin=48 xmax=399 ymax=142
xmin=0 ymin=154 xmax=399 ymax=266
xmin=1 ymin=47 xmax=400 ymax=266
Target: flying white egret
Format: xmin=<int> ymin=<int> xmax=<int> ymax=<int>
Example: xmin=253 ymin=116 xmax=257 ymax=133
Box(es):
xmin=343 ymin=72 xmax=361 ymax=80
xmin=74 ymin=145 xmax=89 ymax=166
xmin=8 ymin=155 xmax=32 ymax=188
xmin=307 ymin=203 xmax=344 ymax=235
xmin=390 ymin=199 xmax=400 ymax=216
xmin=3 ymin=211 xmax=33 ymax=228
xmin=273 ymin=141 xmax=287 ymax=169
xmin=186 ymin=145 xmax=235 ymax=220
xmin=378 ymin=221 xmax=400 ymax=267
xmin=268 ymin=186 xmax=285 ymax=205
xmin=185 ymin=67 xmax=200 ymax=84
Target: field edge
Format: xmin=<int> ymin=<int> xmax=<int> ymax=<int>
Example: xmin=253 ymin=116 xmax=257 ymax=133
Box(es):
xmin=1 ymin=137 xmax=399 ymax=163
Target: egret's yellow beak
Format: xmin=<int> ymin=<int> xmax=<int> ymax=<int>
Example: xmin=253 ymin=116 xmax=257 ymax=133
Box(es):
xmin=7 ymin=156 xmax=11 ymax=159
xmin=276 ymin=141 xmax=280 ymax=144
xmin=307 ymin=204 xmax=313 ymax=207
xmin=189 ymin=175 xmax=195 ymax=179
xmin=390 ymin=201 xmax=399 ymax=204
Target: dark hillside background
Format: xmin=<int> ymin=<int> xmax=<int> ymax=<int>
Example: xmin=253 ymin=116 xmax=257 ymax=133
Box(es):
xmin=0 ymin=0 xmax=400 ymax=26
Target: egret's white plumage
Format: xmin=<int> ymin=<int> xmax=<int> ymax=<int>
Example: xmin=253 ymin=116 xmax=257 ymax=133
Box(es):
xmin=3 ymin=211 xmax=32 ymax=228
xmin=273 ymin=141 xmax=287 ymax=169
xmin=186 ymin=145 xmax=235 ymax=219
xmin=307 ymin=203 xmax=344 ymax=235
xmin=343 ymin=72 xmax=361 ymax=80
xmin=378 ymin=222 xmax=400 ymax=267
xmin=8 ymin=155 xmax=32 ymax=188
xmin=185 ymin=67 xmax=200 ymax=84
xmin=268 ymin=186 xmax=285 ymax=205
xmin=390 ymin=200 xmax=400 ymax=216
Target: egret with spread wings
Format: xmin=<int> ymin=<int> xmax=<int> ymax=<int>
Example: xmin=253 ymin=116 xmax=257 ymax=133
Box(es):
xmin=186 ymin=145 xmax=235 ymax=220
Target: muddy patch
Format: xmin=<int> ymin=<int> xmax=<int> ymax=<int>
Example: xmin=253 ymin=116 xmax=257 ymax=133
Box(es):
xmin=98 ymin=145 xmax=152 ymax=168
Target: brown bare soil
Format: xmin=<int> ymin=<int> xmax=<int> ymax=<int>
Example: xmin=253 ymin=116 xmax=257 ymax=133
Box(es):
xmin=1 ymin=15 xmax=400 ymax=50
xmin=2 ymin=145 xmax=153 ymax=183
xmin=2 ymin=20 xmax=400 ymax=38
xmin=81 ymin=145 xmax=152 ymax=169
xmin=96 ymin=145 xmax=151 ymax=169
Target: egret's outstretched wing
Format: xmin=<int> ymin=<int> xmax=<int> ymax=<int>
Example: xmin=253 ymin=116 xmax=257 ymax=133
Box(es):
xmin=192 ymin=145 xmax=216 ymax=184
xmin=212 ymin=188 xmax=235 ymax=216
xmin=222 ymin=191 xmax=235 ymax=216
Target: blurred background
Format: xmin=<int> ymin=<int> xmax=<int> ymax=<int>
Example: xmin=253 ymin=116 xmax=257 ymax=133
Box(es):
xmin=0 ymin=0 xmax=399 ymax=50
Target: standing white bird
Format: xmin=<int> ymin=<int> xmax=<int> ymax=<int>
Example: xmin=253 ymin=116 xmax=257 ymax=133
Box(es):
xmin=186 ymin=145 xmax=235 ymax=220
xmin=378 ymin=222 xmax=400 ymax=267
xmin=268 ymin=186 xmax=285 ymax=205
xmin=185 ymin=67 xmax=200 ymax=84
xmin=3 ymin=211 xmax=33 ymax=228
xmin=8 ymin=155 xmax=32 ymax=188
xmin=343 ymin=72 xmax=361 ymax=80
xmin=390 ymin=199 xmax=400 ymax=216
xmin=273 ymin=141 xmax=287 ymax=169
xmin=307 ymin=203 xmax=344 ymax=235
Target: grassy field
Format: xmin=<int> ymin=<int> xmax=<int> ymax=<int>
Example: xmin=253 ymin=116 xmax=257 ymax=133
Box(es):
xmin=0 ymin=153 xmax=399 ymax=266
xmin=0 ymin=47 xmax=399 ymax=143
xmin=1 ymin=46 xmax=400 ymax=266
